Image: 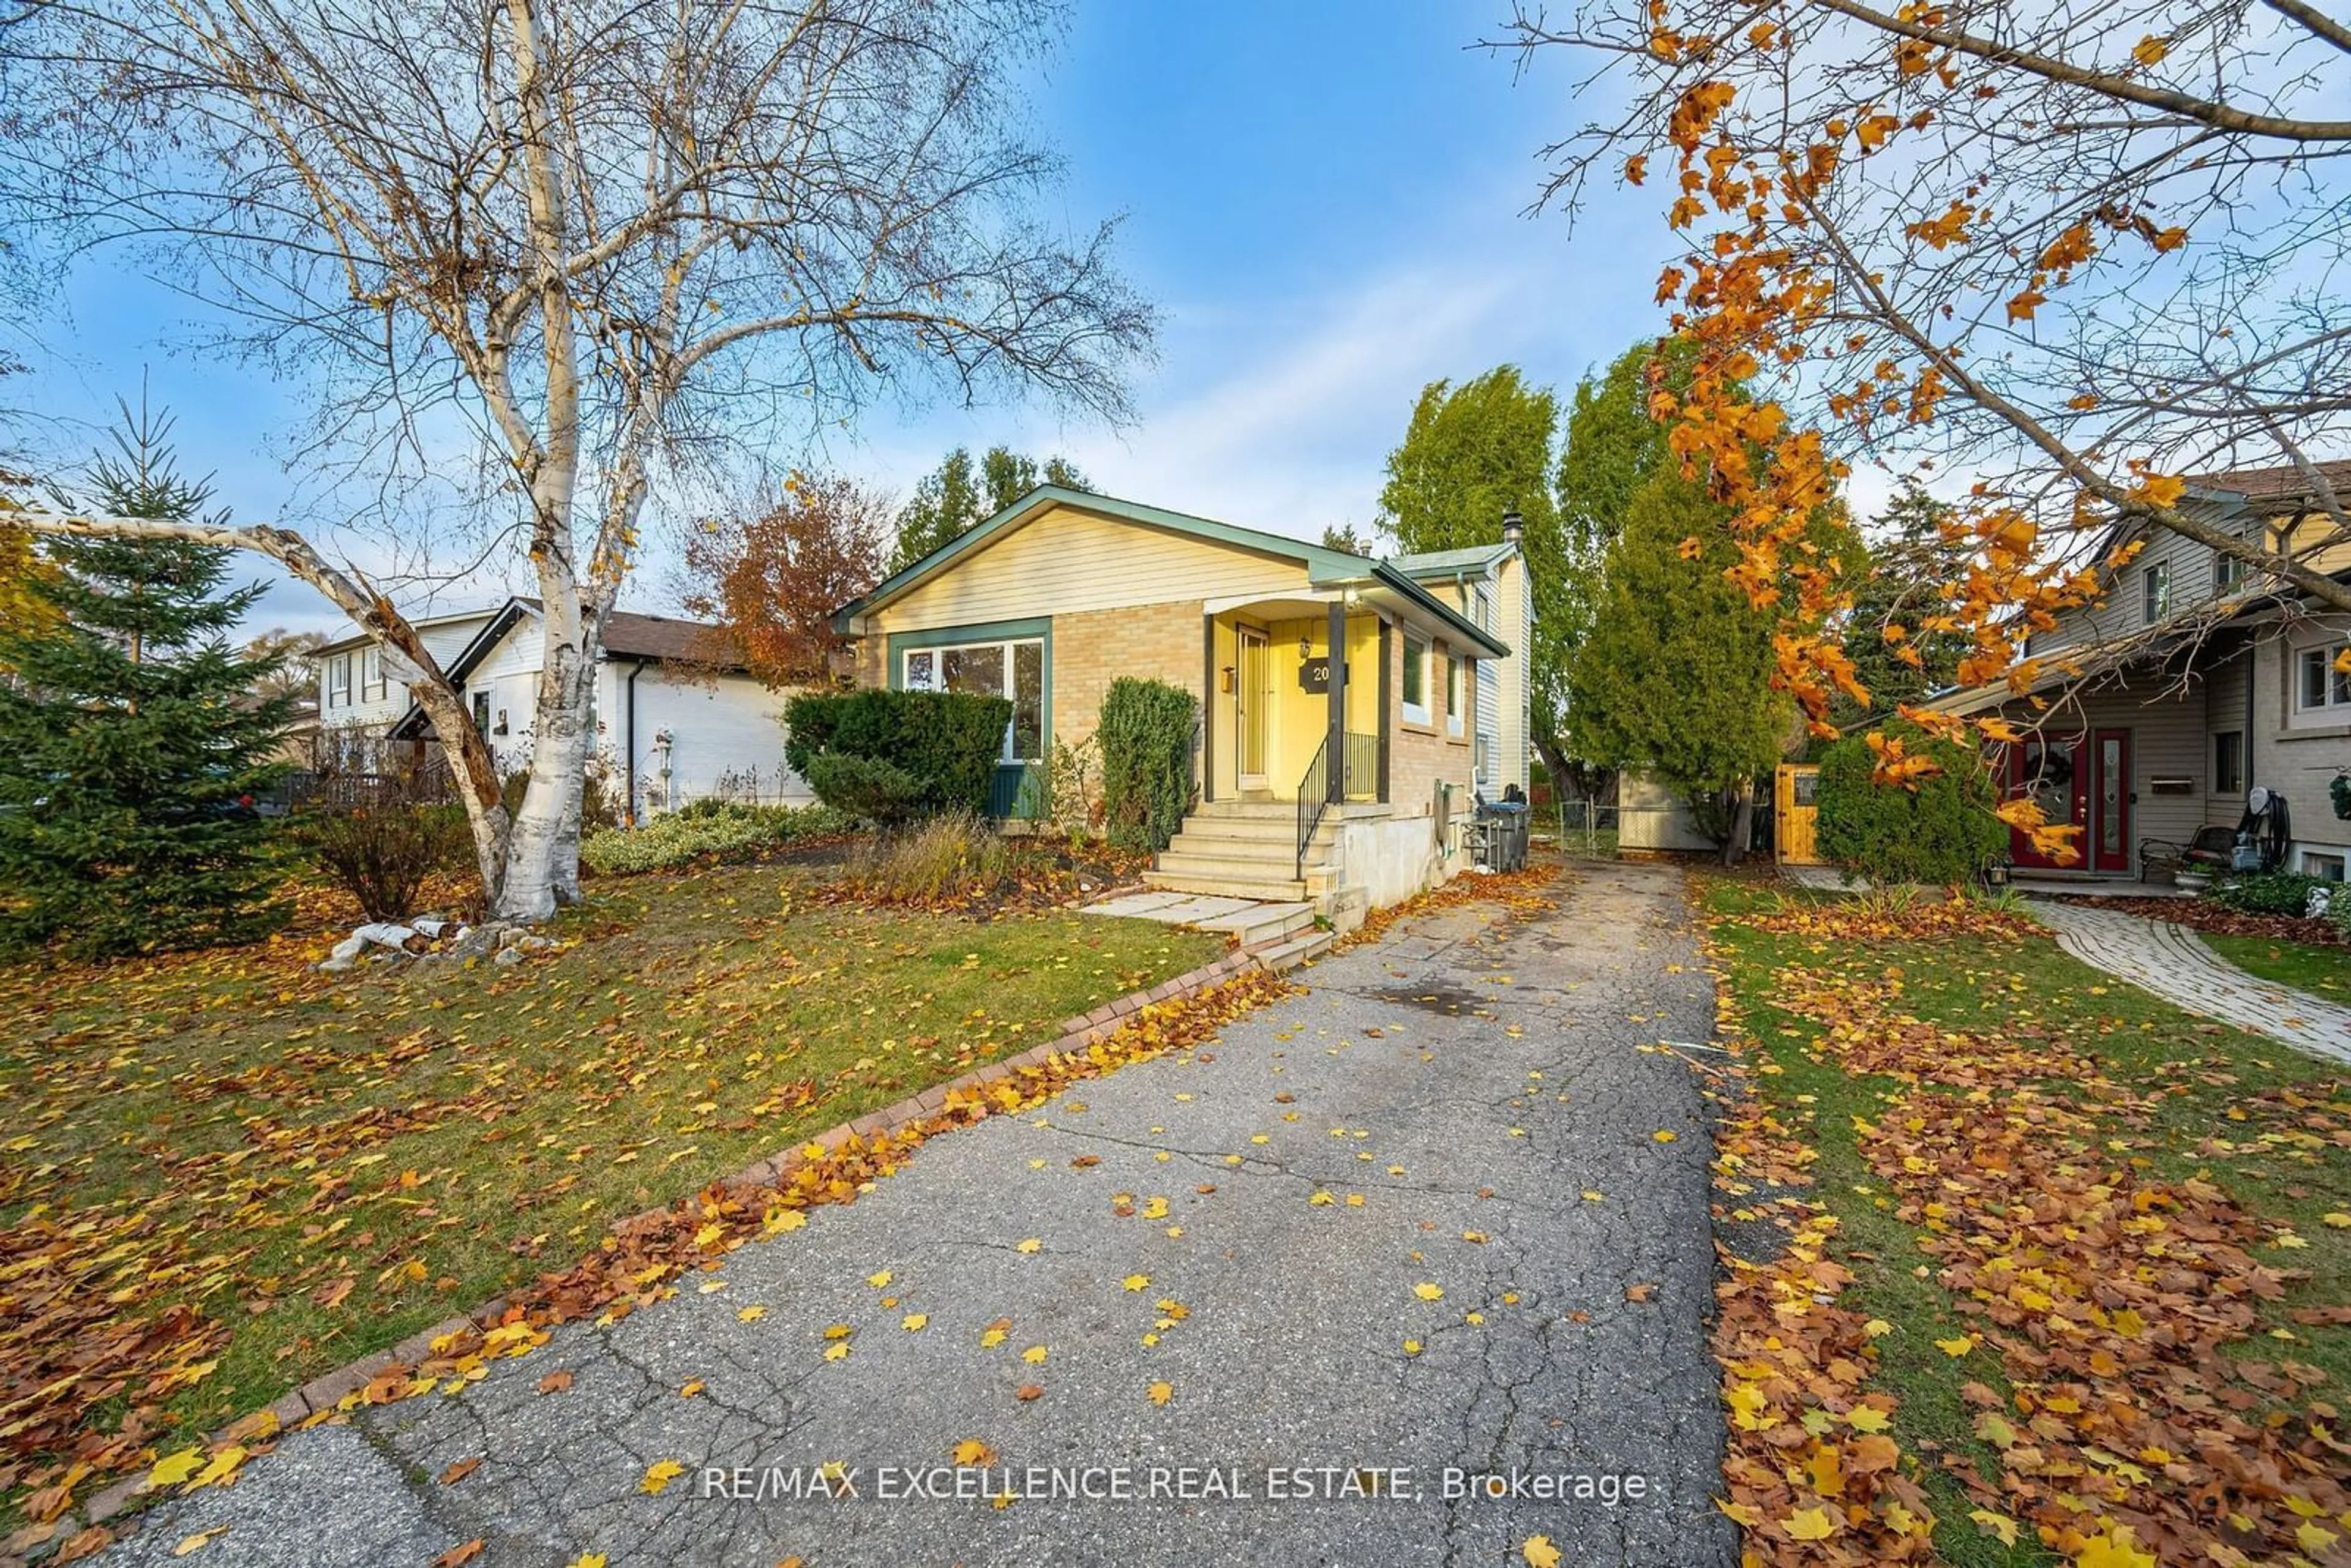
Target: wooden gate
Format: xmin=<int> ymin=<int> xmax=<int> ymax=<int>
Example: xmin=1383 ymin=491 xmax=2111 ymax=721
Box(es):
xmin=1775 ymin=763 xmax=1824 ymax=866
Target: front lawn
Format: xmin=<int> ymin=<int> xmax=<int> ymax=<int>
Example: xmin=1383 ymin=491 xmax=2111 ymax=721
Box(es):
xmin=1703 ymin=882 xmax=2350 ymax=1566
xmin=2203 ymin=931 xmax=2351 ymax=997
xmin=0 ymin=860 xmax=1220 ymax=1526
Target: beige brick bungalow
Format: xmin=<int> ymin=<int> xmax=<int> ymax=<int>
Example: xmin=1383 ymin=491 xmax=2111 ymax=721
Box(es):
xmin=830 ymin=486 xmax=1526 ymax=925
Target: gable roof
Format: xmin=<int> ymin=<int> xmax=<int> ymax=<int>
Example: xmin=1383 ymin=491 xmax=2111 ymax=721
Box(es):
xmin=427 ymin=598 xmax=737 ymax=687
xmin=1389 ymin=542 xmax=1515 ymax=579
xmin=834 ymin=485 xmax=1511 ymax=658
xmin=2188 ymin=456 xmax=2351 ymax=512
xmin=313 ymin=606 xmax=500 ymax=658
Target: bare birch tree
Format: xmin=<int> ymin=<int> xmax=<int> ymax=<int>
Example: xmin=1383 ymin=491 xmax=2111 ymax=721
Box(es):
xmin=0 ymin=0 xmax=1150 ymax=920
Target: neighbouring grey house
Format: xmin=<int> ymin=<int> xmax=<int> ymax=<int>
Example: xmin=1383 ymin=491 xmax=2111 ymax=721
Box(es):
xmin=1926 ymin=458 xmax=2351 ymax=882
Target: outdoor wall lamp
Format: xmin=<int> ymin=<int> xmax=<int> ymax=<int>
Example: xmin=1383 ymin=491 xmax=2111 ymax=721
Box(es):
xmin=1220 ymin=666 xmax=1235 ymax=692
xmin=1298 ymin=629 xmax=1314 ymax=658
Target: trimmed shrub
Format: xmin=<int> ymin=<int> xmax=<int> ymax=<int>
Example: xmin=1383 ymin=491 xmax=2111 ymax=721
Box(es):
xmin=2209 ymin=869 xmax=2328 ymax=917
xmin=1815 ymin=723 xmax=2006 ymax=887
xmin=801 ymin=752 xmax=928 ymax=827
xmin=840 ymin=810 xmax=1012 ymax=902
xmin=1097 ymin=678 xmax=1196 ymax=853
xmin=785 ymin=688 xmax=1011 ymax=818
xmin=579 ymin=801 xmax=851 ymax=876
xmin=301 ymin=804 xmax=473 ymax=921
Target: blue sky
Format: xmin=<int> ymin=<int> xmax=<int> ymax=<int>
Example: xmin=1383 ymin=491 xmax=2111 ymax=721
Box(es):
xmin=15 ymin=0 xmax=1681 ymax=637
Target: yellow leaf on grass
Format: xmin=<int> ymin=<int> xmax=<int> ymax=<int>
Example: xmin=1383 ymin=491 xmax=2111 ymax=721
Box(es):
xmin=1523 ymin=1536 xmax=1562 ymax=1568
xmin=1783 ymin=1506 xmax=1837 ymax=1541
xmin=149 ymin=1449 xmax=206 ymax=1488
xmin=1968 ymin=1509 xmax=2017 ymax=1546
xmin=1933 ymin=1336 xmax=1974 ymax=1357
xmin=1862 ymin=1319 xmax=1892 ymax=1338
xmin=1845 ymin=1406 xmax=1891 ymax=1433
xmin=640 ymin=1460 xmax=684 ymax=1495
xmin=2321 ymin=1212 xmax=2351 ymax=1228
xmin=191 ymin=1446 xmax=249 ymax=1489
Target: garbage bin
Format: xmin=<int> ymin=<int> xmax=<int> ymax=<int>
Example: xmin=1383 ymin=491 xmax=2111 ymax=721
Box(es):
xmin=1475 ymin=800 xmax=1529 ymax=872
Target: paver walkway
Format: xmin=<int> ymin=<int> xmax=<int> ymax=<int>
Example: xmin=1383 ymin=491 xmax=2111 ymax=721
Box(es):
xmin=2031 ymin=899 xmax=2351 ymax=1061
xmin=106 ymin=862 xmax=1732 ymax=1568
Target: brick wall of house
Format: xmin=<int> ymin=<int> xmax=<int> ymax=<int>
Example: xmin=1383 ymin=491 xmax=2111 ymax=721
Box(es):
xmin=1049 ymin=602 xmax=1205 ymax=760
xmin=1383 ymin=622 xmax=1475 ymax=817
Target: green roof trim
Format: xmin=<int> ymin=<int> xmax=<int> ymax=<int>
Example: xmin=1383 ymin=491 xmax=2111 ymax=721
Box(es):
xmin=831 ymin=483 xmax=1512 ymax=659
xmin=832 ymin=485 xmax=1373 ymax=632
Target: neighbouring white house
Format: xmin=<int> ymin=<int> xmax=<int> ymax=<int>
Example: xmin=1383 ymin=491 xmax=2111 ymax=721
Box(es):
xmin=312 ymin=598 xmax=807 ymax=818
xmin=1388 ymin=520 xmax=1535 ymax=802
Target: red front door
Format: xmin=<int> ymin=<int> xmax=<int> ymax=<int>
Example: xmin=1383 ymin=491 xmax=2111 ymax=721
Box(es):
xmin=2091 ymin=729 xmax=2131 ymax=872
xmin=2005 ymin=732 xmax=2131 ymax=871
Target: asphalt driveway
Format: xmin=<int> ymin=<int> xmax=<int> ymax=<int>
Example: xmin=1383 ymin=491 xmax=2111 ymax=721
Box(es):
xmin=108 ymin=859 xmax=1733 ymax=1568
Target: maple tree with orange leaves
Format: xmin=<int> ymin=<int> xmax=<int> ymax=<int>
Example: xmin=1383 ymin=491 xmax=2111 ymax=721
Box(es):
xmin=1498 ymin=0 xmax=2351 ymax=861
xmin=680 ymin=471 xmax=891 ymax=691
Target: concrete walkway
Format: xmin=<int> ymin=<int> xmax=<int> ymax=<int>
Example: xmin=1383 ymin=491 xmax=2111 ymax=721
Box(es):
xmin=2031 ymin=900 xmax=2351 ymax=1061
xmin=105 ymin=863 xmax=1733 ymax=1568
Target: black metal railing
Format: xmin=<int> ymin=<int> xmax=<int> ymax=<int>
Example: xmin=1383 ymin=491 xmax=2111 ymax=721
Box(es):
xmin=1295 ymin=734 xmax=1331 ymax=880
xmin=1341 ymin=729 xmax=1378 ymax=799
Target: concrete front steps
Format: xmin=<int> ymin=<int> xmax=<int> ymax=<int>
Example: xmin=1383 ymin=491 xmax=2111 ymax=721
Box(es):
xmin=1145 ymin=798 xmax=1335 ymax=905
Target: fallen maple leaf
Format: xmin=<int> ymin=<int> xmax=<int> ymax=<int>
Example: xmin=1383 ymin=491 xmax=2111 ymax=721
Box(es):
xmin=640 ymin=1460 xmax=684 ymax=1496
xmin=953 ymin=1439 xmax=996 ymax=1465
xmin=438 ymin=1455 xmax=481 ymax=1486
xmin=1014 ymin=1384 xmax=1043 ymax=1401
xmin=1522 ymin=1536 xmax=1562 ymax=1568
xmin=1413 ymin=1282 xmax=1444 ymax=1301
xmin=1782 ymin=1506 xmax=1837 ymax=1541
xmin=1147 ymin=1381 xmax=1173 ymax=1406
xmin=536 ymin=1370 xmax=574 ymax=1395
xmin=432 ymin=1543 xmax=484 ymax=1568
xmin=172 ymin=1527 xmax=229 ymax=1556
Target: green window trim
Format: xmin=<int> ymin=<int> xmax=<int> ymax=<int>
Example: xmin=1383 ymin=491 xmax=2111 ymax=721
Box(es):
xmin=885 ymin=618 xmax=1054 ymax=818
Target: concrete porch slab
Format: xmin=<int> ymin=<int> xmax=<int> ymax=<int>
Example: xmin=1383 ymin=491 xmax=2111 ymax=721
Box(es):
xmin=1081 ymin=890 xmax=1196 ymax=918
xmin=1187 ymin=900 xmax=1313 ymax=933
xmin=1081 ymin=892 xmax=1259 ymax=925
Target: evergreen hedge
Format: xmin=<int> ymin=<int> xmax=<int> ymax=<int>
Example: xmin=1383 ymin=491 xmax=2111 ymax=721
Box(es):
xmin=1097 ymin=678 xmax=1196 ymax=852
xmin=783 ymin=689 xmax=1012 ymax=820
xmin=1815 ymin=722 xmax=2006 ymax=887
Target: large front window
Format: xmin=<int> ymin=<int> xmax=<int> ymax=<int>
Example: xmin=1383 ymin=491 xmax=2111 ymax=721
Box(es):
xmin=1402 ymin=636 xmax=1429 ymax=725
xmin=904 ymin=638 xmax=1044 ymax=760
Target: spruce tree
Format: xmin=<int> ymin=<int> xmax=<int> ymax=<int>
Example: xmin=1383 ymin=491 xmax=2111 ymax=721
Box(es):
xmin=0 ymin=413 xmax=293 ymax=956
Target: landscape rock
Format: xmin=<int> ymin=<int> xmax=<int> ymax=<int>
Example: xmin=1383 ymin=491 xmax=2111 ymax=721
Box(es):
xmin=353 ymin=922 xmax=419 ymax=953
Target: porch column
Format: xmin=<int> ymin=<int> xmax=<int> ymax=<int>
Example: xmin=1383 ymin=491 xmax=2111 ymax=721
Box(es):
xmin=1200 ymin=612 xmax=1215 ymax=804
xmin=1327 ymin=599 xmax=1346 ymax=805
xmin=1376 ymin=618 xmax=1392 ymax=805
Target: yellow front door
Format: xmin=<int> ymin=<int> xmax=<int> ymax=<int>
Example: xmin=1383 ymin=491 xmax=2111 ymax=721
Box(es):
xmin=1237 ymin=628 xmax=1270 ymax=789
xmin=1775 ymin=763 xmax=1823 ymax=865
